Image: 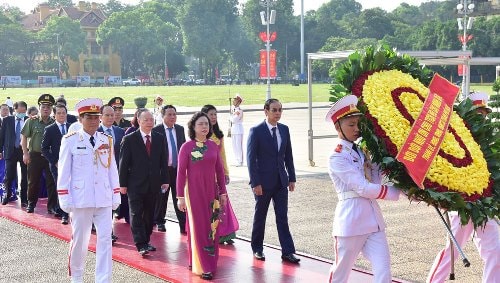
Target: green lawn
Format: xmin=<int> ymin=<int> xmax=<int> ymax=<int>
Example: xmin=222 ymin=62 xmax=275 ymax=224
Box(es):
xmin=1 ymin=83 xmax=494 ymax=109
xmin=0 ymin=84 xmax=332 ymax=109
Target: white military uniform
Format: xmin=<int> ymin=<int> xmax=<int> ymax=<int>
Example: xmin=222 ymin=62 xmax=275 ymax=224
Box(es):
xmin=325 ymin=95 xmax=400 ymax=283
xmin=58 ymin=128 xmax=120 ymax=283
xmin=328 ymin=139 xmax=400 ymax=283
xmin=427 ymin=213 xmax=500 ymax=283
xmin=230 ymin=105 xmax=244 ymax=166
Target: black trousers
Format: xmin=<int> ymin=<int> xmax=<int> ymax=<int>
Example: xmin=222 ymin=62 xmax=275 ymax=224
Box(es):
xmin=27 ymin=152 xmax=57 ymax=210
xmin=154 ymin=166 xmax=186 ymax=231
xmin=128 ymin=192 xmax=155 ymax=250
xmin=3 ymin=147 xmax=28 ymax=203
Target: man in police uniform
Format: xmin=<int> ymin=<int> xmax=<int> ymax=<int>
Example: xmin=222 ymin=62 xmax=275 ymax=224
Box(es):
xmin=108 ymin=97 xmax=131 ymax=129
xmin=58 ymin=98 xmax=121 ymax=283
xmin=21 ymin=94 xmax=58 ymax=214
xmin=325 ymin=95 xmax=400 ymax=283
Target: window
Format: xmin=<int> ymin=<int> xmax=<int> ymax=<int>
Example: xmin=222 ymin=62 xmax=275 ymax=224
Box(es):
xmin=91 ymin=42 xmax=100 ymax=55
xmin=102 ymin=45 xmax=109 ymax=55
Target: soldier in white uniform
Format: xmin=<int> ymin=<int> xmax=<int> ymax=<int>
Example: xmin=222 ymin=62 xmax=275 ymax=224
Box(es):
xmin=57 ymin=98 xmax=121 ymax=283
xmin=427 ymin=92 xmax=500 ymax=283
xmin=326 ymin=95 xmax=400 ymax=283
xmin=230 ymin=94 xmax=244 ymax=166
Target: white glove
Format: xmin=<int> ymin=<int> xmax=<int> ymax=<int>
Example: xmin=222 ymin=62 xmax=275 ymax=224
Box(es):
xmin=112 ymin=203 xmax=120 ymax=210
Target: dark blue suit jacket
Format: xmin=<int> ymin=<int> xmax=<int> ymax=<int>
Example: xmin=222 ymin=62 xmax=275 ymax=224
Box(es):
xmin=247 ymin=121 xmax=296 ymax=190
xmin=41 ymin=122 xmax=71 ymax=164
xmin=98 ymin=125 xmax=125 ymax=166
xmin=152 ymin=123 xmax=186 ymax=164
xmin=0 ymin=116 xmax=28 ymax=159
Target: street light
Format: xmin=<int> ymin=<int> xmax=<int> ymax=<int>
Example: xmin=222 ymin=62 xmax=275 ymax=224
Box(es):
xmin=457 ymin=0 xmax=475 ymax=99
xmin=55 ymin=33 xmax=61 ymax=82
xmin=260 ymin=0 xmax=276 ymax=100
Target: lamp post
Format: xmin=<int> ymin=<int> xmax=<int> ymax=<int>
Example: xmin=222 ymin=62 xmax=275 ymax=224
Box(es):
xmin=457 ymin=0 xmax=475 ymax=99
xmin=260 ymin=0 xmax=276 ymax=100
xmin=55 ymin=33 xmax=61 ymax=82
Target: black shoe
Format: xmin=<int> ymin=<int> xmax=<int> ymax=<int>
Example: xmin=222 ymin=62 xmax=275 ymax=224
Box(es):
xmin=157 ymin=224 xmax=166 ymax=232
xmin=254 ymin=251 xmax=265 ymax=261
xmin=61 ymin=216 xmax=69 ymax=225
xmin=225 ymin=239 xmax=235 ymax=245
xmin=21 ymin=202 xmax=28 ymax=208
xmin=1 ymin=198 xmax=8 ymax=205
xmin=48 ymin=208 xmax=62 ymax=218
xmin=138 ymin=247 xmax=149 ymax=256
xmin=201 ymin=272 xmax=213 ymax=280
xmin=26 ymin=205 xmax=34 ymax=213
xmin=111 ymin=234 xmax=118 ymax=241
xmin=281 ymin=254 xmax=301 ymax=264
xmin=180 ymin=229 xmax=187 ymax=235
xmin=146 ymin=244 xmax=156 ymax=251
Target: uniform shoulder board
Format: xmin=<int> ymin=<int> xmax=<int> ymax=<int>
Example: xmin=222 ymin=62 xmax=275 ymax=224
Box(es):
xmin=64 ymin=132 xmax=78 ymax=138
xmin=334 ymin=144 xmax=343 ymax=153
xmin=100 ymin=131 xmax=112 ymax=138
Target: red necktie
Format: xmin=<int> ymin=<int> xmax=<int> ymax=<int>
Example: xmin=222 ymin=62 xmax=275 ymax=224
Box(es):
xmin=145 ymin=135 xmax=151 ymax=156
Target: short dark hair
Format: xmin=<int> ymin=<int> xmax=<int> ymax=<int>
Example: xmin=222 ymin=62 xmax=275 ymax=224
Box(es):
xmin=264 ymin=98 xmax=281 ymax=110
xmin=14 ymin=101 xmax=27 ymax=110
xmin=161 ymin=105 xmax=177 ymax=116
xmin=187 ymin=112 xmax=212 ymax=140
xmin=136 ymin=108 xmax=150 ymax=119
xmin=201 ymin=104 xmax=223 ymax=139
xmin=53 ymin=104 xmax=67 ymax=114
xmin=27 ymin=106 xmax=38 ymax=115
xmin=55 ymin=97 xmax=67 ymax=106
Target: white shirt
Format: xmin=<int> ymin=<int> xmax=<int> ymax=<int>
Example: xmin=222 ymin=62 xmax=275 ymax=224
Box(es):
xmin=68 ymin=122 xmax=82 ymax=133
xmin=163 ymin=124 xmax=177 ymax=167
xmin=140 ymin=130 xmax=151 ymax=145
xmin=230 ymin=106 xmax=244 ymax=134
xmin=265 ymin=120 xmax=281 ymax=151
xmin=56 ymin=121 xmax=67 ymax=135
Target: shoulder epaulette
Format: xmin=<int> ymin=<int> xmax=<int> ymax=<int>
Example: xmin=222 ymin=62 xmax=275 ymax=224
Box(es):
xmin=335 ymin=144 xmax=343 ymax=153
xmin=100 ymin=131 xmax=112 ymax=138
xmin=64 ymin=132 xmax=78 ymax=138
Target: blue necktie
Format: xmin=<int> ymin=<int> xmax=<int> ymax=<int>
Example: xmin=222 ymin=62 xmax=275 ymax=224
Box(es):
xmin=272 ymin=127 xmax=278 ymax=152
xmin=60 ymin=124 xmax=66 ymax=135
xmin=106 ymin=128 xmax=114 ymax=142
xmin=167 ymin=128 xmax=177 ymax=167
xmin=15 ymin=118 xmax=21 ymax=147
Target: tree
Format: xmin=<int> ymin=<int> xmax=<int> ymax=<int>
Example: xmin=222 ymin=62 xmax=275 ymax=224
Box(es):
xmin=38 ymin=16 xmax=87 ymax=78
xmin=345 ymin=8 xmax=394 ymax=39
xmin=99 ymin=0 xmax=133 ymax=16
xmin=47 ymin=0 xmax=73 ymax=8
xmin=178 ymin=0 xmax=238 ymax=82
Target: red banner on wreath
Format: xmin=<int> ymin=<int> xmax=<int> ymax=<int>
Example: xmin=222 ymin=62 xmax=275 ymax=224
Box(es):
xmin=259 ymin=49 xmax=277 ymax=79
xmin=396 ymin=74 xmax=459 ymax=189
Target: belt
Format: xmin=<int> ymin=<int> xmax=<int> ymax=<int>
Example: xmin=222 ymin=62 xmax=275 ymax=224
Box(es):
xmin=337 ymin=191 xmax=360 ymax=201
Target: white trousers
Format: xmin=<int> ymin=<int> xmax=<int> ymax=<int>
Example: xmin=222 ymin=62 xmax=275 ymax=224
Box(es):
xmin=231 ymin=134 xmax=244 ymax=165
xmin=427 ymin=215 xmax=500 ymax=283
xmin=69 ymin=207 xmax=113 ymax=283
xmin=328 ymin=231 xmax=392 ymax=283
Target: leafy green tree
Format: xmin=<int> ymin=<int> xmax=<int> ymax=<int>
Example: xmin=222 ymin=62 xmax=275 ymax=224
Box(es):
xmin=345 ymin=8 xmax=393 ymax=39
xmin=99 ymin=0 xmax=133 ymax=15
xmin=38 ymin=16 xmax=87 ymax=78
xmin=47 ymin=0 xmax=73 ymax=8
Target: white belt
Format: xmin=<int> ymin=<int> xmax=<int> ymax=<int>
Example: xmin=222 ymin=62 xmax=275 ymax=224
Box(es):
xmin=337 ymin=191 xmax=360 ymax=201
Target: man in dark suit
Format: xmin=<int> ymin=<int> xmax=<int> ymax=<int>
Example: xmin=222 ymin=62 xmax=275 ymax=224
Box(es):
xmin=119 ymin=109 xmax=169 ymax=256
xmin=152 ymin=105 xmax=186 ymax=234
xmin=247 ymin=98 xmax=300 ymax=264
xmin=0 ymin=101 xmax=28 ymax=206
xmin=55 ymin=96 xmax=78 ymax=124
xmin=98 ymin=105 xmax=127 ymax=224
xmin=41 ymin=104 xmax=71 ymax=224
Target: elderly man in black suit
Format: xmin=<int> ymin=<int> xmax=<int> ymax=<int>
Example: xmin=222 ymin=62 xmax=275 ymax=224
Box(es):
xmin=41 ymin=104 xmax=71 ymax=224
xmin=152 ymin=105 xmax=186 ymax=234
xmin=0 ymin=101 xmax=28 ymax=206
xmin=119 ymin=109 xmax=169 ymax=256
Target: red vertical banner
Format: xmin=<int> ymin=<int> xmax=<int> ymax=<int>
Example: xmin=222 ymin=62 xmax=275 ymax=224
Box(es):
xmin=259 ymin=49 xmax=277 ymax=79
xmin=395 ymin=74 xmax=459 ymax=188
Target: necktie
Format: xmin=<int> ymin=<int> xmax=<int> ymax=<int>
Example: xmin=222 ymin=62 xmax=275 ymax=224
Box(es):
xmin=145 ymin=135 xmax=151 ymax=156
xmin=60 ymin=124 xmax=66 ymax=135
xmin=272 ymin=127 xmax=278 ymax=152
xmin=167 ymin=128 xmax=177 ymax=167
xmin=352 ymin=143 xmax=360 ymax=157
xmin=15 ymin=118 xmax=21 ymax=147
xmin=106 ymin=128 xmax=114 ymax=142
xmin=90 ymin=136 xmax=95 ymax=147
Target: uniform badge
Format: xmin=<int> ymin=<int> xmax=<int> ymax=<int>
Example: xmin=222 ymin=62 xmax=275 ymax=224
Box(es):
xmin=335 ymin=144 xmax=342 ymax=153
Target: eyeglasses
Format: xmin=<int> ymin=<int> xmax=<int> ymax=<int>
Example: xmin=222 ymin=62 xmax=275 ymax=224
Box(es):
xmin=269 ymin=108 xmax=282 ymax=113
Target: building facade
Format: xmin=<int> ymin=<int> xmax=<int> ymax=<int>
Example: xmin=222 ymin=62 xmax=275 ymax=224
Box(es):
xmin=21 ymin=1 xmax=121 ymax=79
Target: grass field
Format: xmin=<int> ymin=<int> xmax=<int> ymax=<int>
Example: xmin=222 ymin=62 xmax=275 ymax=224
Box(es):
xmin=0 ymin=83 xmax=494 ymax=109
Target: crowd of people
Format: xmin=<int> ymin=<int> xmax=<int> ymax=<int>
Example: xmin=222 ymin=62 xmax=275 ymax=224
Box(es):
xmin=0 ymin=91 xmax=498 ymax=283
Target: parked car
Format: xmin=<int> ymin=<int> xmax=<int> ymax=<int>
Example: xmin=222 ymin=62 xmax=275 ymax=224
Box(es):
xmin=122 ymin=78 xmax=141 ymax=86
xmin=195 ymin=79 xmax=205 ymax=85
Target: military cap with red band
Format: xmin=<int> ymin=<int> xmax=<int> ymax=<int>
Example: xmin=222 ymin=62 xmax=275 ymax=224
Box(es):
xmin=75 ymin=98 xmax=103 ymax=115
xmin=325 ymin=95 xmax=363 ymax=123
xmin=469 ymin=92 xmax=491 ymax=113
